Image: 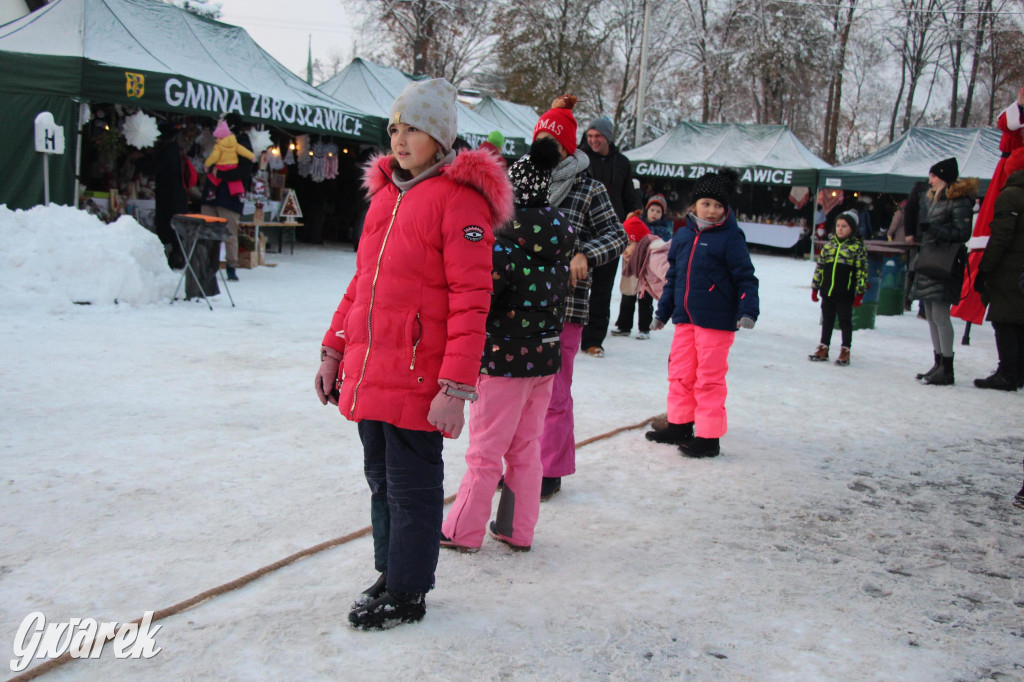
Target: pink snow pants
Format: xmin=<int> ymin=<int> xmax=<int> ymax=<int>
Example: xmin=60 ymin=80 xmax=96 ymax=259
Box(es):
xmin=539 ymin=322 xmax=583 ymax=478
xmin=667 ymin=323 xmax=735 ymax=439
xmin=442 ymin=374 xmax=555 ymax=548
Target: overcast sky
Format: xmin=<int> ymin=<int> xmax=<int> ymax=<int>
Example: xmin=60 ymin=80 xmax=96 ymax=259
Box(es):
xmin=216 ymin=0 xmax=361 ymax=79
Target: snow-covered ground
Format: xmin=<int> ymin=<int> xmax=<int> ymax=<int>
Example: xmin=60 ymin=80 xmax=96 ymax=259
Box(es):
xmin=1 ymin=206 xmax=1022 ymax=681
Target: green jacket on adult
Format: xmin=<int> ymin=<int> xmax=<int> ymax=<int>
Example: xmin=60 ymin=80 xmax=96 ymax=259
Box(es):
xmin=912 ymin=177 xmax=978 ymax=304
xmin=980 ymin=170 xmax=1024 ymax=324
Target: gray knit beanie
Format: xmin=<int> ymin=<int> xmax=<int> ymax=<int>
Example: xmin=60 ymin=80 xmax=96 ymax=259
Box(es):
xmin=586 ymin=116 xmax=615 ymax=145
xmin=388 ymin=78 xmax=458 ymax=152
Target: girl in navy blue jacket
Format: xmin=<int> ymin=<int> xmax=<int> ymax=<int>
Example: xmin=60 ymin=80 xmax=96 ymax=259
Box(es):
xmin=646 ymin=169 xmax=759 ymax=457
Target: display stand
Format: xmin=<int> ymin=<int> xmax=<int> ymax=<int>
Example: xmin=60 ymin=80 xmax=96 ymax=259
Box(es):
xmin=170 ymin=214 xmax=236 ymax=310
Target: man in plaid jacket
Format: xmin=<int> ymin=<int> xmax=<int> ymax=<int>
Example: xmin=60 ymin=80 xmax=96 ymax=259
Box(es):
xmin=512 ymin=94 xmax=627 ymax=501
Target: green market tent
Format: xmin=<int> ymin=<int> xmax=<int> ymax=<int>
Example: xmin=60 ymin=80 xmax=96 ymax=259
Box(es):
xmin=471 ymin=96 xmax=538 ymax=156
xmin=624 ymin=121 xmax=831 ymax=187
xmin=0 ymin=0 xmax=386 ymax=209
xmin=318 ymin=58 xmax=532 ymax=156
xmin=820 ymin=127 xmax=1001 ymax=195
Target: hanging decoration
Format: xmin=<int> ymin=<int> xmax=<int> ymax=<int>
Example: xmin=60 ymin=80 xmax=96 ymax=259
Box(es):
xmin=296 ymin=135 xmax=313 ymax=177
xmin=788 ymin=186 xmax=810 ymax=209
xmin=284 ymin=141 xmax=296 ymax=165
xmin=121 ymin=111 xmax=160 ymax=149
xmin=248 ymin=128 xmax=273 ymax=157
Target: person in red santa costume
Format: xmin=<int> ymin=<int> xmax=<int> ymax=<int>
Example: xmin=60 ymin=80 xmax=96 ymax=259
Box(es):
xmin=951 ymin=86 xmax=1024 ymax=328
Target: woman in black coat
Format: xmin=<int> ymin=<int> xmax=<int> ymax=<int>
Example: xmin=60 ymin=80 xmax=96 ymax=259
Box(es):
xmin=912 ymin=158 xmax=977 ymax=385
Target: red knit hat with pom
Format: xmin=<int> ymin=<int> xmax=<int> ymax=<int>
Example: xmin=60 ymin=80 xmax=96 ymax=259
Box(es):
xmin=623 ymin=215 xmax=651 ymax=242
xmin=533 ymin=94 xmax=579 ymax=155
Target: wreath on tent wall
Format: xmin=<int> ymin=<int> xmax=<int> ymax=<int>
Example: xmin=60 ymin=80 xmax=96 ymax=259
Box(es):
xmin=96 ymin=127 xmax=125 ymax=159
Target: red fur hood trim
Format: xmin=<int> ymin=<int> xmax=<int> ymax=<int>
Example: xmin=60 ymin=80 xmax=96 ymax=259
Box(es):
xmin=362 ymin=149 xmax=514 ymax=229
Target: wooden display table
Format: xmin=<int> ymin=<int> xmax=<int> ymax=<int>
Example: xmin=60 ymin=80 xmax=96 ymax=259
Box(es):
xmin=240 ymin=221 xmax=301 ymax=255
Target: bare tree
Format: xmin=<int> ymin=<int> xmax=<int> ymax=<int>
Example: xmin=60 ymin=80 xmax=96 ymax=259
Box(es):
xmin=346 ymin=0 xmax=496 ymax=85
xmin=886 ymin=0 xmax=947 ymax=140
xmin=821 ymin=0 xmax=859 ymax=164
xmin=491 ymin=0 xmax=611 ymax=113
xmin=160 ymin=0 xmax=222 ymax=19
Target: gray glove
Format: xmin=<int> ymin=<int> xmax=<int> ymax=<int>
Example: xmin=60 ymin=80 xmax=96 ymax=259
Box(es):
xmin=651 ymin=318 xmax=666 ymax=331
xmin=737 ymin=316 xmax=756 ymax=330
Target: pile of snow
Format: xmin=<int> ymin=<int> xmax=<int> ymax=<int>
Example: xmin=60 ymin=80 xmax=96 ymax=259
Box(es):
xmin=0 ymin=204 xmax=178 ymax=310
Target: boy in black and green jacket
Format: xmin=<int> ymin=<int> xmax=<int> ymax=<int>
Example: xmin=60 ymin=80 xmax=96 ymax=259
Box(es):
xmin=809 ymin=210 xmax=868 ymax=366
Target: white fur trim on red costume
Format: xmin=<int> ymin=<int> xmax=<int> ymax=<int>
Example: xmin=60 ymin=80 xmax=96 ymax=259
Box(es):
xmin=1003 ymin=102 xmax=1022 ymax=130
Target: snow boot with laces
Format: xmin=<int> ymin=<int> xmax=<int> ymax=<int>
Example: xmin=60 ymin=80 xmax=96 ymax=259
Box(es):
xmin=348 ymin=590 xmax=426 ymax=630
xmin=835 ymin=347 xmax=851 ymax=366
xmin=916 ymin=352 xmax=941 ymax=380
xmin=808 ymin=344 xmax=829 ymax=362
xmin=645 ymin=421 xmax=695 ymax=445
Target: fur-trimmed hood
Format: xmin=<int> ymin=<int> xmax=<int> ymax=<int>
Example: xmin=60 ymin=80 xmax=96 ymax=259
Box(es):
xmin=943 ymin=177 xmax=979 ymax=201
xmin=362 ymin=148 xmax=514 ymax=230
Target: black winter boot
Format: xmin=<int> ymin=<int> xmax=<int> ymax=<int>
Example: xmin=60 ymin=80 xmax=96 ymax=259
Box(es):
xmin=540 ymin=476 xmax=561 ymax=501
xmin=348 ymin=590 xmax=426 ymax=630
xmin=678 ymin=437 xmax=720 ymax=458
xmin=923 ymin=354 xmax=954 ymax=385
xmin=351 ymin=572 xmax=387 ymax=609
xmin=1014 ymin=486 xmax=1024 ymax=509
xmin=645 ymin=421 xmax=695 ymax=445
xmin=916 ymin=352 xmax=941 ymax=380
xmin=226 ymin=266 xmax=239 ymax=281
xmin=974 ymin=371 xmax=1018 ymax=391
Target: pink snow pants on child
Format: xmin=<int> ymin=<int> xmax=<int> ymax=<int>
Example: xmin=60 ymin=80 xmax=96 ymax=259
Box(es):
xmin=442 ymin=374 xmax=555 ymax=548
xmin=667 ymin=323 xmax=735 ymax=438
xmin=539 ymin=322 xmax=583 ymax=478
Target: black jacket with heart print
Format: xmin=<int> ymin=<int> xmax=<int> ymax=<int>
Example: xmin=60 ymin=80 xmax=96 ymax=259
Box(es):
xmin=481 ymin=205 xmax=575 ymax=378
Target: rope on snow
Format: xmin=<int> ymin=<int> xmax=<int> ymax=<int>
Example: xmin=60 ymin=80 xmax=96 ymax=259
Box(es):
xmin=9 ymin=414 xmax=660 ymax=681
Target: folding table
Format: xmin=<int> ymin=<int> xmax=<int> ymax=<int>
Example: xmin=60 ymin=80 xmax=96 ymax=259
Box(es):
xmin=170 ymin=214 xmax=236 ymax=310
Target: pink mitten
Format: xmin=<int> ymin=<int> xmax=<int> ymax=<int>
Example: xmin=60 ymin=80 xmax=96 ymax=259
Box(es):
xmin=426 ymin=380 xmax=478 ymax=438
xmin=315 ymin=347 xmax=342 ymax=406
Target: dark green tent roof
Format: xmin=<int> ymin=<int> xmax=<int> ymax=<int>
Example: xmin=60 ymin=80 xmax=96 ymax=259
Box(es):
xmin=820 ymin=127 xmax=1001 ymax=194
xmin=0 ymin=0 xmax=384 ymax=140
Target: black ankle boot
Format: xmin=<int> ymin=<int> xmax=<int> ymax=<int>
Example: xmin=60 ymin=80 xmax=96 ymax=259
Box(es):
xmin=351 ymin=572 xmax=387 ymax=609
xmin=916 ymin=352 xmax=941 ymax=380
xmin=226 ymin=266 xmax=239 ymax=281
xmin=923 ymin=354 xmax=954 ymax=385
xmin=348 ymin=590 xmax=426 ymax=630
xmin=540 ymin=476 xmax=561 ymax=501
xmin=645 ymin=421 xmax=695 ymax=445
xmin=974 ymin=371 xmax=1018 ymax=391
xmin=678 ymin=437 xmax=720 ymax=458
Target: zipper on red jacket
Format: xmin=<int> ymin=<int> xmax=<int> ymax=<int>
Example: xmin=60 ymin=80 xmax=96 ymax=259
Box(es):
xmin=410 ymin=313 xmax=421 ymax=370
xmin=350 ymin=192 xmax=403 ymax=417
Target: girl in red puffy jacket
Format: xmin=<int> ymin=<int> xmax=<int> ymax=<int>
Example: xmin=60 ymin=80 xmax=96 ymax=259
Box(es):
xmin=313 ymin=79 xmax=513 ymax=631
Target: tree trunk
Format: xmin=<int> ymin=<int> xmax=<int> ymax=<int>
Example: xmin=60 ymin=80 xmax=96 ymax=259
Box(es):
xmin=959 ymin=0 xmax=991 ymax=127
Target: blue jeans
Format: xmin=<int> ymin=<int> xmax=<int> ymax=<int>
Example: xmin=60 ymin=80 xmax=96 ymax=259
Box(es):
xmin=358 ymin=420 xmax=444 ymax=594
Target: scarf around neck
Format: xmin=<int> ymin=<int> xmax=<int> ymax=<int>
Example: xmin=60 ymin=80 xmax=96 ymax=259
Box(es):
xmin=392 ymin=149 xmax=458 ymax=192
xmin=548 ymin=149 xmax=590 ymax=208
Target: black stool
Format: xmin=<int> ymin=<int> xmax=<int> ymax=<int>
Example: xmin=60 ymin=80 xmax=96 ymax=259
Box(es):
xmin=171 ymin=214 xmax=236 ymax=310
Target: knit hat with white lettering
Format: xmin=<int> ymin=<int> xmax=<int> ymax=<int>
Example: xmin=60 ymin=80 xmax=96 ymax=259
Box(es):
xmin=388 ymin=78 xmax=458 ymax=152
xmin=690 ymin=167 xmax=740 ymax=206
xmin=533 ymin=94 xmax=579 ymax=156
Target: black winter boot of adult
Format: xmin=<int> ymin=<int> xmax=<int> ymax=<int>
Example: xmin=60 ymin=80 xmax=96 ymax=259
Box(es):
xmin=348 ymin=590 xmax=426 ymax=630
xmin=678 ymin=437 xmax=720 ymax=458
xmin=974 ymin=371 xmax=1018 ymax=391
xmin=916 ymin=352 xmax=941 ymax=380
xmin=351 ymin=572 xmax=387 ymax=610
xmin=645 ymin=421 xmax=695 ymax=445
xmin=923 ymin=355 xmax=954 ymax=385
